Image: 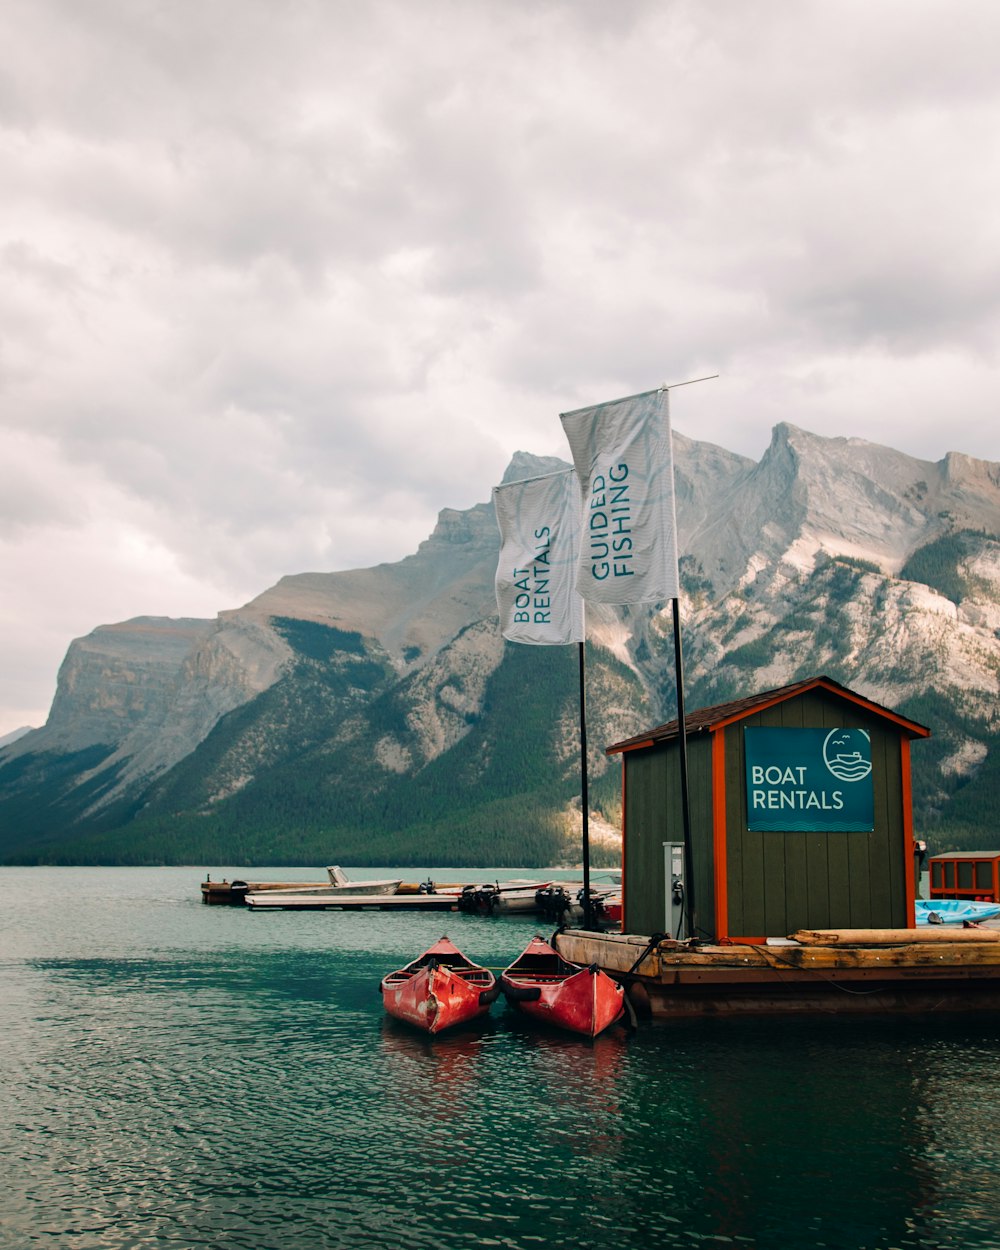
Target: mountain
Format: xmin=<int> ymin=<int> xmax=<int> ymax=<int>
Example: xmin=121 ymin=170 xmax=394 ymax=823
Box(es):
xmin=2 ymin=426 xmax=998 ymax=866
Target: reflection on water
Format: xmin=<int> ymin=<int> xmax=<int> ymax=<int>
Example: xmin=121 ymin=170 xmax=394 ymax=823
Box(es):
xmin=2 ymin=868 xmax=1000 ymax=1249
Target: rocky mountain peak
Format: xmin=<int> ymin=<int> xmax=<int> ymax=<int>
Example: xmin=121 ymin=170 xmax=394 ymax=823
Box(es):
xmin=3 ymin=425 xmax=998 ymax=865
xmin=18 ymin=617 xmax=215 ymax=757
xmin=500 ymin=450 xmax=571 ymax=484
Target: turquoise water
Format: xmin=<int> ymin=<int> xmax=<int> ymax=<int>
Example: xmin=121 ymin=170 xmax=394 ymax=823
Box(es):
xmin=2 ymin=867 xmax=1000 ymax=1250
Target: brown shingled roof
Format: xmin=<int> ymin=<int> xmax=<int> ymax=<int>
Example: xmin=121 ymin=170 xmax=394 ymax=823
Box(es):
xmin=605 ymin=674 xmax=931 ymax=755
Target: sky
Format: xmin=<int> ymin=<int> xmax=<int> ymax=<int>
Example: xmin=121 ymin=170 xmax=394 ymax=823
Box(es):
xmin=2 ymin=0 xmax=999 ymax=735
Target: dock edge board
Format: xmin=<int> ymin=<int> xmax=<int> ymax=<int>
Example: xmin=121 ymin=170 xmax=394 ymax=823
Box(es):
xmin=554 ymin=929 xmax=1000 ymax=1017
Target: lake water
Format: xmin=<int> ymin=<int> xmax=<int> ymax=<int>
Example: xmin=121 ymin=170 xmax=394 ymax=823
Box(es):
xmin=2 ymin=867 xmax=1000 ymax=1250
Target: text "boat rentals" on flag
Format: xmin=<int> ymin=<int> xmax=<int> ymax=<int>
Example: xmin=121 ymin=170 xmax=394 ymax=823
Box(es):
xmin=492 ymin=467 xmax=584 ymax=646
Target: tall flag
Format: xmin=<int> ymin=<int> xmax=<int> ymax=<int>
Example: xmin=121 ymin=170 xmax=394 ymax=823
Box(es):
xmin=493 ymin=468 xmax=585 ymax=645
xmin=560 ymin=387 xmax=681 ymax=605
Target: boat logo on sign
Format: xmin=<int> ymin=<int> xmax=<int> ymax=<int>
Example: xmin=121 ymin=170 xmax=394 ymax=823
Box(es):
xmin=822 ymin=729 xmax=872 ymax=782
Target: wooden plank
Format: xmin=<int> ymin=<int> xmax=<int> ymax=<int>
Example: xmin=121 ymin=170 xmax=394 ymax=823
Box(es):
xmin=804 ymin=832 xmax=831 ymax=929
xmin=783 ymin=830 xmax=810 ymax=934
xmin=711 ymin=728 xmax=729 ymax=940
xmin=867 ymin=725 xmax=896 ymax=925
xmin=557 ymin=931 xmax=663 ymax=976
xmin=762 ymin=831 xmax=787 ymax=936
xmin=739 ymin=824 xmax=767 ymax=935
xmin=825 ymin=830 xmax=852 ymax=926
xmin=246 ymin=893 xmax=459 ymax=910
xmin=624 ymin=749 xmax=666 ymax=934
xmin=689 ymin=734 xmax=715 ymax=939
xmin=801 ymin=697 xmax=836 ymax=929
xmin=724 ymin=723 xmax=746 ymax=937
xmin=791 ymin=927 xmax=1000 ymax=945
xmin=644 ymin=984 xmax=1000 ymax=1019
xmin=555 ymin=928 xmax=1000 ymax=1019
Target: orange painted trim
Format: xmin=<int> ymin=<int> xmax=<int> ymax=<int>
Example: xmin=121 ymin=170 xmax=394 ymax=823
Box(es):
xmin=710 ymin=678 xmax=932 ymax=737
xmin=620 ymin=756 xmax=628 ymax=934
xmin=712 ymin=727 xmax=728 ymax=942
xmin=607 ymin=677 xmax=931 ymax=756
xmin=607 ymin=737 xmax=656 ymax=756
xmin=901 ymin=738 xmax=916 ymax=926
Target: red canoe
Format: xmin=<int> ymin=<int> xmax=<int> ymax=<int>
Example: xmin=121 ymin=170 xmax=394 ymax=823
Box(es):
xmin=380 ymin=936 xmax=499 ymax=1034
xmin=500 ymin=936 xmax=625 ymax=1037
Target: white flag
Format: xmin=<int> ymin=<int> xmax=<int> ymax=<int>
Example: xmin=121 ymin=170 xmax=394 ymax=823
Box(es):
xmin=493 ymin=468 xmax=585 ymax=645
xmin=560 ymin=387 xmax=680 ymax=604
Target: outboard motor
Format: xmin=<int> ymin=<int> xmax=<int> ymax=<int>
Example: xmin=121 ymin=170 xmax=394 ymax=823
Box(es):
xmin=536 ymin=885 xmax=571 ymax=923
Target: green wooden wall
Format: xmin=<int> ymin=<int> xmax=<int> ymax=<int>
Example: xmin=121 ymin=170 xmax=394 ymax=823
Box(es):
xmin=724 ymin=690 xmax=908 ymax=937
xmin=622 ymin=688 xmax=911 ymax=939
xmin=623 ymin=733 xmax=715 ymax=939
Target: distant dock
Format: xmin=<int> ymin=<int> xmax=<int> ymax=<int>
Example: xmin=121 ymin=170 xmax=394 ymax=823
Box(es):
xmin=200 ymin=878 xmax=325 ymax=904
xmin=200 ymin=868 xmax=465 ymax=908
xmin=199 ymin=873 xmax=587 ymax=915
xmin=245 ymin=891 xmax=460 ymax=912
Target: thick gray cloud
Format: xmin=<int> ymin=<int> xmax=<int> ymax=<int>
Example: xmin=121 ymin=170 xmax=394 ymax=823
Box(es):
xmin=2 ymin=0 xmax=1000 ymax=731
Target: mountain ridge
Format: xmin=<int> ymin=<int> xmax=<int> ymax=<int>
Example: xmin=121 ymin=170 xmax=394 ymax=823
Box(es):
xmin=2 ymin=422 xmax=998 ymax=865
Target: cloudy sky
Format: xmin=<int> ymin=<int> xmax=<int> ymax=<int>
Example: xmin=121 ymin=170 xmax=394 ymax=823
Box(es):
xmin=2 ymin=0 xmax=999 ymax=735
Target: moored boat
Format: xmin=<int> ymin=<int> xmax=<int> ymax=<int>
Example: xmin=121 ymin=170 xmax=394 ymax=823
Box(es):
xmin=535 ymin=882 xmax=621 ymax=927
xmin=457 ymin=880 xmax=550 ymax=915
xmin=501 ymin=935 xmax=625 ymax=1037
xmin=594 ymin=892 xmax=622 ymax=930
xmin=201 ymin=875 xmax=328 ymax=904
xmin=380 ymin=936 xmax=500 ymax=1034
xmin=915 ymin=899 xmax=1000 ymax=925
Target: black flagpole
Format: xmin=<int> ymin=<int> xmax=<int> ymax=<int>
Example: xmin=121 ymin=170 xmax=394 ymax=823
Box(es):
xmin=663 ymin=384 xmax=698 ymax=941
xmin=571 ymin=374 xmax=715 ymax=939
xmin=578 ymin=637 xmax=594 ymax=930
xmin=672 ymin=595 xmax=696 ymax=940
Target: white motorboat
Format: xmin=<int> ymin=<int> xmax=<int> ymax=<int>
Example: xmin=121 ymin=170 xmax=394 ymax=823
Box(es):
xmin=244 ymin=865 xmax=402 ymax=903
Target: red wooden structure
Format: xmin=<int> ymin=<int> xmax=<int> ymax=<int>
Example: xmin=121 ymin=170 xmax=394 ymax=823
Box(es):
xmin=929 ymin=851 xmax=1000 ymax=904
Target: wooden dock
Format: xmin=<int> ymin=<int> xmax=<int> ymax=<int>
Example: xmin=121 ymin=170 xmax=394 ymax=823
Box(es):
xmin=245 ymin=891 xmax=461 ymax=912
xmin=201 ymin=875 xmax=472 ymax=906
xmin=201 ymin=879 xmax=327 ymax=904
xmin=555 ymin=926 xmax=1000 ymax=1017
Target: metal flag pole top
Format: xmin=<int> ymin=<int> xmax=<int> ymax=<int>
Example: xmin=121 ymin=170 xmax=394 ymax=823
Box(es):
xmin=659 ymin=373 xmax=719 ymax=391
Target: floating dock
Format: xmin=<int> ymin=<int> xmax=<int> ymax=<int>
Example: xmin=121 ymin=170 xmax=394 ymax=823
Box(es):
xmin=201 ymin=871 xmax=467 ymax=906
xmin=201 ymin=878 xmax=327 ymax=904
xmin=554 ymin=925 xmax=1000 ymax=1017
xmin=245 ymin=891 xmax=461 ymax=912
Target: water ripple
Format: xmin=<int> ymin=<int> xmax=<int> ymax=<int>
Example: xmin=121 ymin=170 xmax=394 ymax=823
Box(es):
xmin=3 ymin=868 xmax=1000 ymax=1248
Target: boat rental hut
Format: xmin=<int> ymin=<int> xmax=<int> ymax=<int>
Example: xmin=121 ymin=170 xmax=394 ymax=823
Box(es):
xmin=606 ymin=676 xmax=930 ymax=943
